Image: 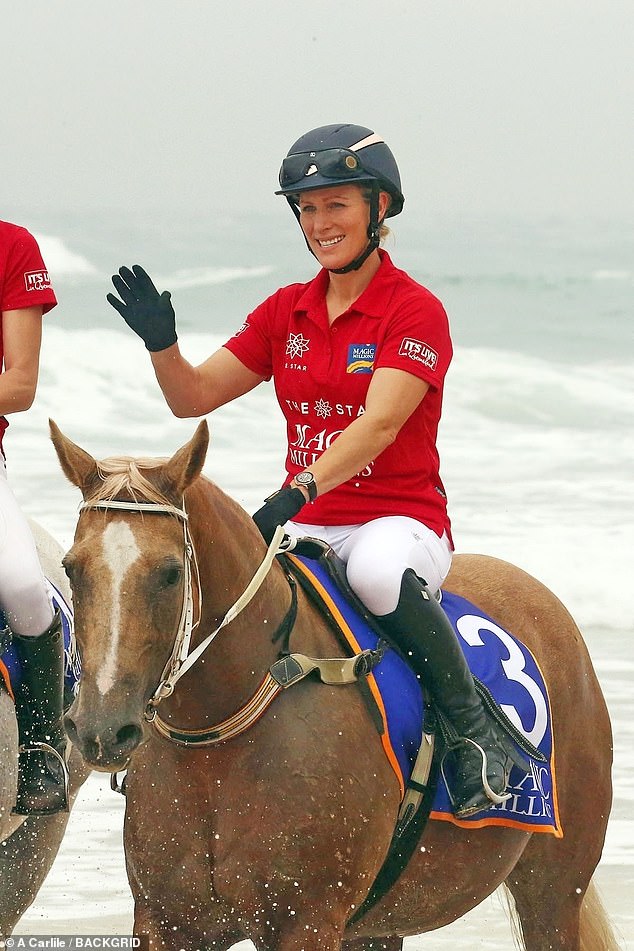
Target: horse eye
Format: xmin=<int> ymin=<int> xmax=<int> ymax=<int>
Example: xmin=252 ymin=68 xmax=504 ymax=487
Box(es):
xmin=162 ymin=566 xmax=182 ymax=587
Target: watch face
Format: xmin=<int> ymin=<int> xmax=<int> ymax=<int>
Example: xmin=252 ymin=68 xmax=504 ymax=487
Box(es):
xmin=295 ymin=472 xmax=314 ymax=485
xmin=294 ymin=471 xmax=317 ymax=500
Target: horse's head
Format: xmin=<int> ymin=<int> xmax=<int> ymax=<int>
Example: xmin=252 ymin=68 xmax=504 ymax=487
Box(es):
xmin=50 ymin=419 xmax=209 ymax=771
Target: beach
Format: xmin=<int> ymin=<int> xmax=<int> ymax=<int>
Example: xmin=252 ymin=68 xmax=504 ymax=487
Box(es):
xmin=3 ymin=208 xmax=633 ymax=948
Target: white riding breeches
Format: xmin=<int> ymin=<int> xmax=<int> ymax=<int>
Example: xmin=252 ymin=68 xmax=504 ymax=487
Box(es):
xmin=0 ymin=461 xmax=54 ymax=637
xmin=284 ymin=516 xmax=453 ymax=616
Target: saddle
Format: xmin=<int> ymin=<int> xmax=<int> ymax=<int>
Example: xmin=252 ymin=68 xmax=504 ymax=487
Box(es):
xmin=282 ymin=537 xmax=540 ymax=806
xmin=280 ymin=538 xmax=555 ymax=924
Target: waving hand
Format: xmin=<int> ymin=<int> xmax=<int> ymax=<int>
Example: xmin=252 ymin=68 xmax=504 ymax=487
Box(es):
xmin=107 ymin=265 xmax=177 ymax=352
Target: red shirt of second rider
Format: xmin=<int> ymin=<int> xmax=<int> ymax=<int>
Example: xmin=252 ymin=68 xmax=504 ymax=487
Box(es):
xmin=0 ymin=220 xmax=57 ymax=452
xmin=224 ymin=251 xmax=453 ymax=542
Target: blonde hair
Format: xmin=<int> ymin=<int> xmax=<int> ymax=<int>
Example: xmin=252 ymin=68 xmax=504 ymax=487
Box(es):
xmin=360 ymin=186 xmax=392 ymax=242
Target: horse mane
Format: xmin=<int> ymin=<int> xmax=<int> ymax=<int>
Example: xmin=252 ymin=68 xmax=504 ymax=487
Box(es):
xmin=85 ymin=456 xmax=173 ymax=506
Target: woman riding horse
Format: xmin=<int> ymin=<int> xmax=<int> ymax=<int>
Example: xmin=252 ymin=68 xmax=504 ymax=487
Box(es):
xmin=107 ymin=123 xmax=526 ymax=818
xmin=51 ymin=421 xmax=616 ymax=951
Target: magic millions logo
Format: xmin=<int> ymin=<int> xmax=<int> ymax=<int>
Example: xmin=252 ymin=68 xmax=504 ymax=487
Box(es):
xmin=346 ymin=343 xmax=376 ymax=374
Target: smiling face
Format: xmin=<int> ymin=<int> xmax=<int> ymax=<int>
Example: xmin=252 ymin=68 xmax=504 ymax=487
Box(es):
xmin=297 ymin=184 xmax=389 ymax=271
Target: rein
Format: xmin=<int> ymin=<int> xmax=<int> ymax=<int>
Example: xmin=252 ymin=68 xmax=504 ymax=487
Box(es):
xmin=81 ymin=499 xmax=375 ymax=760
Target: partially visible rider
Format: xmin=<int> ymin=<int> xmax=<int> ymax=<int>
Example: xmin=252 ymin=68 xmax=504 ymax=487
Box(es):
xmin=107 ymin=124 xmax=527 ymax=817
xmin=0 ymin=219 xmax=68 ymax=815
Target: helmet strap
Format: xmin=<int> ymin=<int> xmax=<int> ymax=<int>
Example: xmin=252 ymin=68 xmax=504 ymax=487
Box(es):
xmin=286 ymin=183 xmax=384 ymax=274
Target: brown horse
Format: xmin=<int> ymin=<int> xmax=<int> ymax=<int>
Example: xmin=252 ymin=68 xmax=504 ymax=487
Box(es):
xmin=50 ymin=419 xmax=618 ymax=951
xmin=0 ymin=520 xmax=90 ymax=939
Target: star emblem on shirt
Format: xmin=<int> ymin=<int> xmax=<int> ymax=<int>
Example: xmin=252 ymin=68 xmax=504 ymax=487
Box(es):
xmin=286 ymin=332 xmax=310 ymax=359
xmin=314 ymin=399 xmax=332 ymax=419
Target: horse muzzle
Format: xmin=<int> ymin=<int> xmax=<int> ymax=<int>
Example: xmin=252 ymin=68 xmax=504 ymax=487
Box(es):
xmin=64 ymin=693 xmax=147 ymax=771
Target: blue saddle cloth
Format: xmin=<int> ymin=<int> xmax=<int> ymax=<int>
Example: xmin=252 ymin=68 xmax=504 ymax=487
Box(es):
xmin=0 ymin=579 xmax=80 ymax=702
xmin=288 ymin=553 xmax=562 ymax=836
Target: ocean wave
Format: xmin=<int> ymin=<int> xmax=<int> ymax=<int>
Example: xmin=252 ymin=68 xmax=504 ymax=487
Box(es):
xmin=7 ymin=327 xmax=632 ymax=631
xmin=425 ymin=269 xmax=624 ymax=287
xmin=156 ymin=265 xmax=274 ymax=290
xmin=591 ymin=269 xmax=633 ymax=282
xmin=34 ymin=233 xmax=97 ymax=276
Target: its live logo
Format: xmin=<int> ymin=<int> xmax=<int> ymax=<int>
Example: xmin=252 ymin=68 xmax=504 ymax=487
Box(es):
xmin=24 ymin=270 xmax=51 ymax=291
xmin=398 ymin=336 xmax=438 ymax=370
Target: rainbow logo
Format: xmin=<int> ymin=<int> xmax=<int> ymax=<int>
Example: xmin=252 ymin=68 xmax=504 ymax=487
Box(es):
xmin=346 ymin=343 xmax=376 ymax=374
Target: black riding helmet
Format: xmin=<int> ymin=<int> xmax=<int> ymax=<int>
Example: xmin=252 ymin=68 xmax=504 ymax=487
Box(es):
xmin=276 ymin=124 xmax=404 ymax=273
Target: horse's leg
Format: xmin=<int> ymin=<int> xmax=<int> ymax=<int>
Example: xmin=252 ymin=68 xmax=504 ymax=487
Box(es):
xmin=341 ymin=937 xmax=403 ymax=951
xmin=0 ymin=747 xmax=89 ymax=938
xmin=505 ymin=832 xmax=618 ymax=951
xmin=269 ymin=924 xmax=350 ymax=951
xmin=505 ymin=869 xmax=585 ymax=951
xmin=0 ymin=812 xmax=70 ymax=935
xmin=0 ymin=690 xmax=19 ymax=824
xmin=504 ymin=672 xmax=616 ymax=951
xmin=134 ymin=899 xmax=354 ymax=951
xmin=506 ymin=875 xmax=620 ymax=951
xmin=578 ymin=880 xmax=621 ymax=951
xmin=133 ymin=897 xmax=246 ymax=951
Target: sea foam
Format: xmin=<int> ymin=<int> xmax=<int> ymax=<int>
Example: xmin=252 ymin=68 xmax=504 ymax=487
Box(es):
xmin=6 ymin=325 xmax=632 ymax=635
xmin=34 ymin=233 xmax=97 ymax=276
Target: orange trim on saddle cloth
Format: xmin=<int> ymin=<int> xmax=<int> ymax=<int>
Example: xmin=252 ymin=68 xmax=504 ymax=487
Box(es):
xmin=429 ymin=805 xmax=563 ymax=838
xmin=532 ymin=649 xmax=563 ymax=837
xmin=287 ymin=555 xmax=405 ymax=799
xmin=0 ymin=658 xmax=14 ymax=701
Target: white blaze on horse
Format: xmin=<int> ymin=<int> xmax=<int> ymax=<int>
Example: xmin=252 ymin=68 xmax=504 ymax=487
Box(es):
xmin=50 ymin=419 xmax=617 ymax=951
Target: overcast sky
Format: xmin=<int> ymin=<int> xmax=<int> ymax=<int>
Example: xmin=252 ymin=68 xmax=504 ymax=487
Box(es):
xmin=3 ymin=1 xmax=633 ymax=221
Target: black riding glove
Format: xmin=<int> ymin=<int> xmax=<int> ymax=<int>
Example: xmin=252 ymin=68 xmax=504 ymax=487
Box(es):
xmin=107 ymin=265 xmax=178 ymax=352
xmin=252 ymin=487 xmax=306 ymax=545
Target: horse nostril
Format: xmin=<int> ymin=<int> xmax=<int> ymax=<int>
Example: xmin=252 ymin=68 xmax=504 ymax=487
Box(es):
xmin=84 ymin=737 xmax=102 ymax=763
xmin=116 ymin=722 xmax=143 ymax=750
xmin=63 ymin=714 xmax=143 ymax=766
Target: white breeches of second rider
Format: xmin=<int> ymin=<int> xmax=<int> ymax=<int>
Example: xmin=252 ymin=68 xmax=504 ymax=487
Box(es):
xmin=0 ymin=461 xmax=54 ymax=637
xmin=285 ymin=515 xmax=453 ymax=616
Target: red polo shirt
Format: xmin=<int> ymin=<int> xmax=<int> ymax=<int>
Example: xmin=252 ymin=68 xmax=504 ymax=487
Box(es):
xmin=224 ymin=251 xmax=453 ymax=540
xmin=0 ymin=220 xmax=57 ymax=451
xmin=0 ymin=221 xmax=57 ymax=316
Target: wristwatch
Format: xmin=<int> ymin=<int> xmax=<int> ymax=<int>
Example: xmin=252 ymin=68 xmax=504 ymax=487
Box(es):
xmin=293 ymin=471 xmax=318 ymax=501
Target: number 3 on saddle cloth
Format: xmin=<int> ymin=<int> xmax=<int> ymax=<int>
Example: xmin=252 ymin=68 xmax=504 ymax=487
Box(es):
xmin=0 ymin=580 xmax=80 ymax=710
xmin=286 ymin=552 xmax=563 ymax=838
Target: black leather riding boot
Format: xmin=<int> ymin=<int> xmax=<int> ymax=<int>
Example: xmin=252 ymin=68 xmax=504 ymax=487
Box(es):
xmin=12 ymin=609 xmax=69 ymax=815
xmin=378 ymin=569 xmax=524 ymax=818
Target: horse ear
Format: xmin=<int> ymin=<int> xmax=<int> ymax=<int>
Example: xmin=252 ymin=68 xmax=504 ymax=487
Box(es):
xmin=160 ymin=420 xmax=210 ymax=499
xmin=49 ymin=419 xmax=100 ymax=497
